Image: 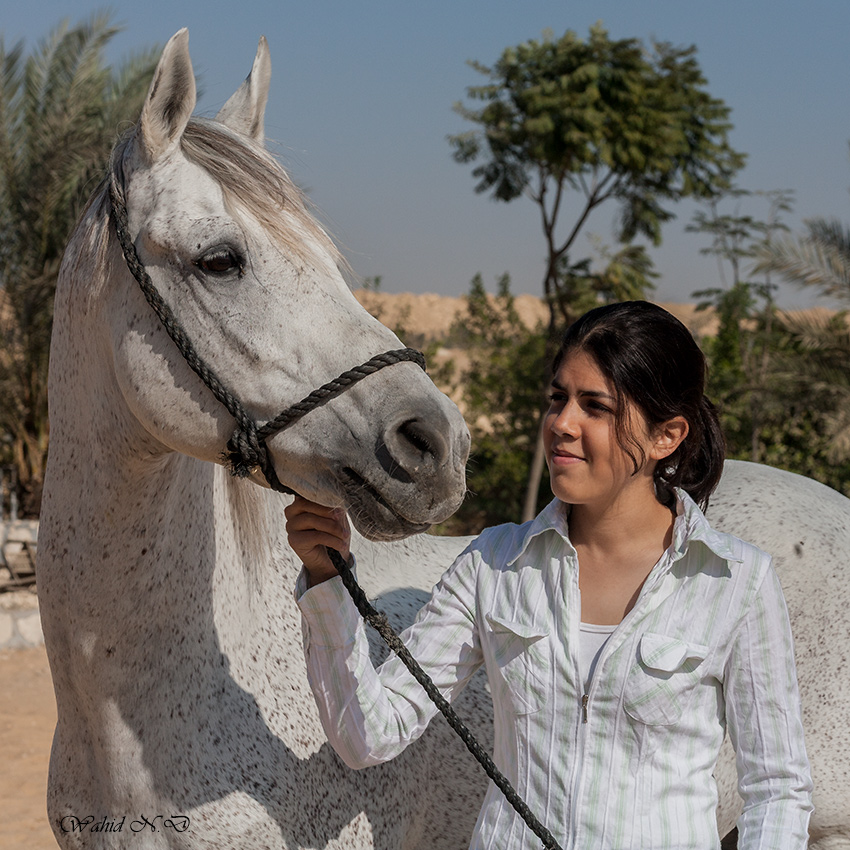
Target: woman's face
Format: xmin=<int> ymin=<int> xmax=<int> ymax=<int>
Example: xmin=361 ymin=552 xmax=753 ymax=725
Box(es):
xmin=543 ymin=349 xmax=661 ymax=513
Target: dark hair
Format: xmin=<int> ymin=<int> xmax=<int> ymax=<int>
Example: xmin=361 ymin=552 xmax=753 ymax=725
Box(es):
xmin=552 ymin=301 xmax=725 ymax=509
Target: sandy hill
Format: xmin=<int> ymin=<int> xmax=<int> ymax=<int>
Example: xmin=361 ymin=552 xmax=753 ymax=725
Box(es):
xmin=352 ymin=290 xmax=721 ymax=341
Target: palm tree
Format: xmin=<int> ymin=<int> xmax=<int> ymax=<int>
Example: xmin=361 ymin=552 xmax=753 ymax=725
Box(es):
xmin=762 ymin=218 xmax=850 ymax=301
xmin=759 ymin=158 xmax=850 ymax=470
xmin=0 ymin=14 xmax=159 ymax=513
xmin=779 ymin=310 xmax=850 ymax=464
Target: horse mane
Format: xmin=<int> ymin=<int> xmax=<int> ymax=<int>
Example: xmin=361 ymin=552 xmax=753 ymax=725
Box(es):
xmin=223 ymin=468 xmax=278 ymax=590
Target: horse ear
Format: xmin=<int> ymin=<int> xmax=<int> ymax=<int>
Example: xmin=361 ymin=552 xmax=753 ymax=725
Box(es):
xmin=216 ymin=36 xmax=271 ymax=142
xmin=137 ymin=29 xmax=196 ymax=164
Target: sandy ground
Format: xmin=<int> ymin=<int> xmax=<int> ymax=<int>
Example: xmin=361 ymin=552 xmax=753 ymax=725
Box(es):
xmin=0 ymin=645 xmax=58 ymax=849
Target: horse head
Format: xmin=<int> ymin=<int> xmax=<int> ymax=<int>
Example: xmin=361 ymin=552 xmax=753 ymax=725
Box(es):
xmin=75 ymin=29 xmax=469 ymax=540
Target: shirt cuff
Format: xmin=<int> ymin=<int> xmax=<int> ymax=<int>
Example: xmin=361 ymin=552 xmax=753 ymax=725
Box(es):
xmin=295 ymin=562 xmax=362 ymax=647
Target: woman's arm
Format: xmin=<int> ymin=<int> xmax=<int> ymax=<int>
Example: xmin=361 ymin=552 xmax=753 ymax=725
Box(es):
xmin=723 ymin=562 xmax=813 ymax=848
xmin=287 ymin=497 xmax=484 ymax=769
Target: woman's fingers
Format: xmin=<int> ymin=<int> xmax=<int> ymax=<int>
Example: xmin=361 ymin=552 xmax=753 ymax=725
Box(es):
xmin=285 ymin=496 xmax=351 ymax=585
xmin=286 ymin=505 xmax=345 ymax=537
xmin=285 ymin=496 xmax=350 ymax=548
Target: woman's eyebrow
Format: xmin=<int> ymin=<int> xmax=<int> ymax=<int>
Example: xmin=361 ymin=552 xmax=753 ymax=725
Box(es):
xmin=550 ymin=377 xmax=615 ymax=400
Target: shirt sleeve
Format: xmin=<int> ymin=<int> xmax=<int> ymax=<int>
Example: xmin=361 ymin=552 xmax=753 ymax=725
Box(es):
xmin=723 ymin=560 xmax=813 ymax=849
xmin=296 ymin=549 xmax=483 ymax=769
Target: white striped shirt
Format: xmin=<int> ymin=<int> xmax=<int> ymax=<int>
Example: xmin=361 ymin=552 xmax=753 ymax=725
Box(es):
xmin=297 ymin=491 xmax=812 ymax=849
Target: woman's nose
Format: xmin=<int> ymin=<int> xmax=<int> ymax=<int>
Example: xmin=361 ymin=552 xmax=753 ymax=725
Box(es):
xmin=550 ymin=402 xmax=580 ymax=436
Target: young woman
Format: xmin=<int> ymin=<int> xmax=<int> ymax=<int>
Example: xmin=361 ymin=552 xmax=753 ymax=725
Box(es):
xmin=286 ymin=301 xmax=812 ymax=849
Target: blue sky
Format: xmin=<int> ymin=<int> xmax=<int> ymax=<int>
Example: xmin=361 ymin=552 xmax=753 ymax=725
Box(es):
xmin=5 ymin=1 xmax=849 ymax=307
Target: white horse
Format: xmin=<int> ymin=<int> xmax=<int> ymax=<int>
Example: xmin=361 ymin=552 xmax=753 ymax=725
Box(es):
xmin=38 ymin=30 xmax=849 ymax=850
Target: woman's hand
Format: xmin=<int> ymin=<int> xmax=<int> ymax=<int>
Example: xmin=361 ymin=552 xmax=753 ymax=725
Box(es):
xmin=284 ymin=495 xmax=352 ymax=587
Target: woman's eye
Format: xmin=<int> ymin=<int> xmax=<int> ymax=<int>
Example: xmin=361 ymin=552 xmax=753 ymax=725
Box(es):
xmin=196 ymin=248 xmax=243 ymax=276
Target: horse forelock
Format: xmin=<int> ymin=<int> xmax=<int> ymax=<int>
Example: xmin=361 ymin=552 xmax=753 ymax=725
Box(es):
xmin=179 ymin=119 xmax=345 ymax=272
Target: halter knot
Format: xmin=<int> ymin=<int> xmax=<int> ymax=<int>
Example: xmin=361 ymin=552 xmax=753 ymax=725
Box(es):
xmin=225 ymin=426 xmax=266 ymax=478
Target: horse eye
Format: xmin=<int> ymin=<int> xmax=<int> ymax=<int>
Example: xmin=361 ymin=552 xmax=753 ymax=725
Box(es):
xmin=196 ymin=247 xmax=243 ymax=276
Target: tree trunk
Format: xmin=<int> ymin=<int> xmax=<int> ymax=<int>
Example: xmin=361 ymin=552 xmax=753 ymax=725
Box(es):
xmin=522 ymin=296 xmax=562 ymax=523
xmin=522 ymin=414 xmax=547 ymax=522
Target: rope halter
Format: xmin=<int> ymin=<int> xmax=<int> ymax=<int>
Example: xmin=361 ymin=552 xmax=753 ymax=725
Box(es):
xmin=107 ymin=173 xmax=425 ymax=494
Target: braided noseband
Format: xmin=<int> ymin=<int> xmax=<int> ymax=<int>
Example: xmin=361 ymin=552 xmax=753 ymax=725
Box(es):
xmin=107 ymin=168 xmax=563 ymax=850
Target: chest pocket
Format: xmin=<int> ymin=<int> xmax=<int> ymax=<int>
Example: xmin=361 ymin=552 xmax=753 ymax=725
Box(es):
xmin=623 ymin=632 xmax=709 ymax=726
xmin=485 ymin=613 xmax=550 ymax=715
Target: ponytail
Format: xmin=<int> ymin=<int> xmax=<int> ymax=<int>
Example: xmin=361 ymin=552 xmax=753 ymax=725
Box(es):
xmin=655 ymin=395 xmax=725 ymax=510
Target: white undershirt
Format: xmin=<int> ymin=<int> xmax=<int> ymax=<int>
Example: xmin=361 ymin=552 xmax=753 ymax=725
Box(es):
xmin=579 ymin=621 xmax=617 ymax=692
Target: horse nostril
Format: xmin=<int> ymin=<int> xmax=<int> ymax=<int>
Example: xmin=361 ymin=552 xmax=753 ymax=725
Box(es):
xmin=378 ymin=416 xmax=450 ymax=481
xmin=399 ymin=419 xmax=438 ymax=460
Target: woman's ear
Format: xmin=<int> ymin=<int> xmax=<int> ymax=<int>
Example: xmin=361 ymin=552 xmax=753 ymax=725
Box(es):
xmin=650 ymin=417 xmax=689 ymax=460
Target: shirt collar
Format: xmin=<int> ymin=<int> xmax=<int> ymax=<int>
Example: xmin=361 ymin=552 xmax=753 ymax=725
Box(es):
xmin=506 ymin=497 xmax=575 ymax=567
xmin=506 ymin=488 xmax=743 ymax=567
xmin=671 ymin=488 xmax=744 ymax=563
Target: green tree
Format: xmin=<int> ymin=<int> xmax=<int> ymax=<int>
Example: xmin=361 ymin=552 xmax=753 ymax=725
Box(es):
xmin=436 ymin=273 xmax=549 ymax=533
xmin=776 ymin=312 xmax=850 ymax=470
xmin=687 ymin=188 xmax=793 ymax=462
xmin=0 ymin=15 xmax=159 ymax=512
xmin=554 ymin=239 xmax=659 ymax=325
xmin=449 ymin=23 xmax=745 ymax=333
xmin=760 ymin=162 xmax=850 ymax=302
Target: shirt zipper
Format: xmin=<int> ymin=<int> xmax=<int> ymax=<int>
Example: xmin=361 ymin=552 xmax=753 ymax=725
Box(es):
xmin=568 ymin=550 xmax=677 ymax=847
xmin=577 ymin=556 xmax=672 ymax=727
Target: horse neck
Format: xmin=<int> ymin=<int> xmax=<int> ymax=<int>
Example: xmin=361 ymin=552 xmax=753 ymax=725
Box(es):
xmin=41 ymin=274 xmax=301 ymax=651
xmin=44 ymin=416 xmax=297 ymax=616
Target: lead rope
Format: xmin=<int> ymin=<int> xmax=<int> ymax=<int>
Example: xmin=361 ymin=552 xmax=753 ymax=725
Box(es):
xmin=108 ymin=173 xmax=563 ymax=850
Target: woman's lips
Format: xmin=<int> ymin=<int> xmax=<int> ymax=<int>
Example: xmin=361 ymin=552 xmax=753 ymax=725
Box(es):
xmin=550 ymin=449 xmax=585 ymax=465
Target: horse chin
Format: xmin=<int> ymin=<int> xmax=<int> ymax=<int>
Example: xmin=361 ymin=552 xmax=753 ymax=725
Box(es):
xmin=350 ymin=509 xmax=431 ymax=543
xmin=340 ymin=469 xmax=437 ymax=542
